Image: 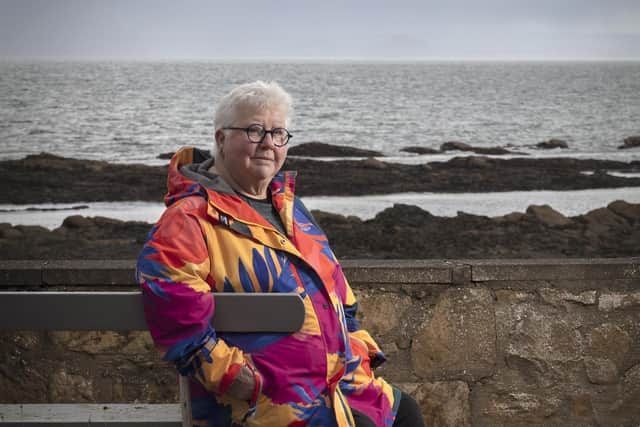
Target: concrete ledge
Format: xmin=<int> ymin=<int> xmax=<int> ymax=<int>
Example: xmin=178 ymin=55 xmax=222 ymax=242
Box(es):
xmin=342 ymin=260 xmax=452 ymax=284
xmin=0 ymin=260 xmax=43 ymax=286
xmin=470 ymin=258 xmax=640 ymax=281
xmin=1 ymin=259 xmax=638 ymax=289
xmin=42 ymin=260 xmax=136 ymax=286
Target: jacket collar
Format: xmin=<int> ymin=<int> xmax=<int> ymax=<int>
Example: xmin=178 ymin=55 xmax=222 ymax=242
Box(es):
xmin=166 ymin=147 xmax=297 ymax=236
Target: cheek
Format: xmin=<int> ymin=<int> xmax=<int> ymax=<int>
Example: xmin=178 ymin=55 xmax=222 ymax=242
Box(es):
xmin=276 ymin=149 xmax=288 ymax=166
xmin=230 ymin=143 xmax=255 ymax=161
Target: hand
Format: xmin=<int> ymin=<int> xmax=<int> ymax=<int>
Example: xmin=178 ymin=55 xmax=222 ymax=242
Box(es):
xmin=226 ymin=364 xmax=257 ymax=401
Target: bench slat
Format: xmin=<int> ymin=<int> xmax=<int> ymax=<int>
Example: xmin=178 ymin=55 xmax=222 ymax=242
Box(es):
xmin=0 ymin=403 xmax=181 ymax=425
xmin=0 ymin=292 xmax=305 ymax=332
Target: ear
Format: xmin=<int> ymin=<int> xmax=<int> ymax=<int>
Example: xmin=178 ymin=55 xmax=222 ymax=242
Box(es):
xmin=215 ymin=129 xmax=226 ymax=156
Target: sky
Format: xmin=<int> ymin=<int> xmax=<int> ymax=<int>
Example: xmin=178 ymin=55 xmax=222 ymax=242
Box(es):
xmin=1 ymin=0 xmax=639 ymax=61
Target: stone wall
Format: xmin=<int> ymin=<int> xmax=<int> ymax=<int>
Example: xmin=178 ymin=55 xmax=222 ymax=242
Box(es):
xmin=1 ymin=259 xmax=639 ymax=426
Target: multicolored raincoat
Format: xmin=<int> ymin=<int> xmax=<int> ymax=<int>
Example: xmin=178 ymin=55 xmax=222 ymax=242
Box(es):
xmin=137 ymin=147 xmax=399 ymax=426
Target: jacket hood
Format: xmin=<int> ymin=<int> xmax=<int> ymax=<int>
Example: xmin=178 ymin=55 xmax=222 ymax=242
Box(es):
xmin=164 ymin=147 xmax=234 ymax=207
xmin=164 ymin=146 xmax=297 ymax=234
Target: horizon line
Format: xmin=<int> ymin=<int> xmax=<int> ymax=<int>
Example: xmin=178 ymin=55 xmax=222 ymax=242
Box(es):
xmin=2 ymin=56 xmax=640 ymax=63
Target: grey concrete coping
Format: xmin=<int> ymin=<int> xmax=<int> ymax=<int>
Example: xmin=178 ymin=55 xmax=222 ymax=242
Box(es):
xmin=43 ymin=259 xmax=136 ymax=285
xmin=341 ymin=259 xmax=453 ymax=284
xmin=469 ymin=258 xmax=640 ymax=281
xmin=0 ymin=259 xmax=638 ymax=288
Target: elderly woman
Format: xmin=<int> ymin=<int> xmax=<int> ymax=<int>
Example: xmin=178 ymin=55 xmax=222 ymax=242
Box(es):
xmin=136 ymin=81 xmax=424 ymax=427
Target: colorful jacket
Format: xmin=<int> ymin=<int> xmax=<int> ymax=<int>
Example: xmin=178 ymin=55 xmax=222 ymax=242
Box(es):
xmin=136 ymin=147 xmax=399 ymax=426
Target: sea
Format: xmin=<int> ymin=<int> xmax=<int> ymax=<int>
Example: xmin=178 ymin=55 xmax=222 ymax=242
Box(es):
xmin=1 ymin=61 xmax=640 ymax=227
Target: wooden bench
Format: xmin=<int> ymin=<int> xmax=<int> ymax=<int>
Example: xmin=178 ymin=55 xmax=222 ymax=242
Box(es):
xmin=0 ymin=287 xmax=304 ymax=426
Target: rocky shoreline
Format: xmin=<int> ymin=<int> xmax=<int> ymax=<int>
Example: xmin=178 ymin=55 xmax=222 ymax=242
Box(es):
xmin=1 ymin=149 xmax=639 ymax=203
xmin=1 ymin=200 xmax=638 ymax=259
xmin=1 ymin=146 xmax=639 ymax=259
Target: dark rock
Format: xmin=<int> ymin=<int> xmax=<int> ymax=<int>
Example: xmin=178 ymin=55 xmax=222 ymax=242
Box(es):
xmin=400 ymin=146 xmax=441 ymax=155
xmin=62 ymin=215 xmax=94 ymax=229
xmin=157 ymin=152 xmax=175 ymax=160
xmin=288 ymin=142 xmax=383 ymax=157
xmin=495 ymin=212 xmax=527 ymax=223
xmin=582 ymin=207 xmax=631 ymax=234
xmin=441 ymin=141 xmax=473 ymax=152
xmin=440 ymin=142 xmax=520 ymax=155
xmin=466 ymin=156 xmax=493 ymax=169
xmin=472 ymin=147 xmax=516 ymax=155
xmin=526 ymin=205 xmax=573 ymax=227
xmin=0 ymin=223 xmax=23 ymax=239
xmin=361 ymin=157 xmax=387 ymax=169
xmin=2 ymin=152 xmax=640 ymax=204
xmin=14 ymin=225 xmax=50 ymax=238
xmin=0 ymin=153 xmax=167 ymax=204
xmin=310 ymin=210 xmax=362 ymax=225
xmin=607 ymin=200 xmax=640 ymax=223
xmin=618 ymin=136 xmax=640 ymax=149
xmin=536 ymin=139 xmax=568 ymax=149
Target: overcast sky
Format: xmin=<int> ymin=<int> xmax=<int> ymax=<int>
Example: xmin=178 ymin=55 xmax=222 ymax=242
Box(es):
xmin=1 ymin=0 xmax=639 ymax=60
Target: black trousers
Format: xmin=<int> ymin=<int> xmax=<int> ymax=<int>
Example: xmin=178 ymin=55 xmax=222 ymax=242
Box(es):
xmin=352 ymin=391 xmax=425 ymax=427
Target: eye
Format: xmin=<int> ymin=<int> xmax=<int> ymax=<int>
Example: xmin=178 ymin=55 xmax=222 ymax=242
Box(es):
xmin=272 ymin=128 xmax=288 ymax=138
xmin=247 ymin=124 xmax=265 ymax=139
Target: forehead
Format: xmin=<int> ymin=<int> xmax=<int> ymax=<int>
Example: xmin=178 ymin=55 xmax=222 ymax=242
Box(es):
xmin=234 ymin=104 xmax=288 ymax=125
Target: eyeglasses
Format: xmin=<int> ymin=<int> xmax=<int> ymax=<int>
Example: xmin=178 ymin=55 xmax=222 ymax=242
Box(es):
xmin=223 ymin=124 xmax=292 ymax=147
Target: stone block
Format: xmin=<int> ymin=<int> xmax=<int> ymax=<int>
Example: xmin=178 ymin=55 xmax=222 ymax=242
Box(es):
xmin=400 ymin=381 xmax=470 ymax=427
xmin=592 ymin=363 xmax=640 ymax=424
xmin=494 ymin=290 xmax=587 ymax=392
xmin=497 ymin=299 xmax=583 ymax=364
xmin=49 ymin=331 xmax=126 ymax=354
xmin=471 ymin=386 xmax=564 ymax=427
xmin=538 ymin=287 xmax=597 ymax=307
xmin=357 ymin=292 xmax=413 ymax=337
xmin=411 ymin=287 xmax=496 ymax=381
xmin=49 ymin=369 xmax=93 ymax=402
xmin=584 ymin=357 xmax=619 ymax=384
xmin=585 ymin=323 xmax=632 ymax=370
xmin=11 ymin=331 xmax=42 ymax=350
xmin=121 ymin=331 xmax=155 ymax=355
xmin=598 ymin=290 xmax=640 ymax=312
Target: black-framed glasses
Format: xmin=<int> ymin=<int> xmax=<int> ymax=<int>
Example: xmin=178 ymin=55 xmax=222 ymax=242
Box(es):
xmin=223 ymin=124 xmax=292 ymax=147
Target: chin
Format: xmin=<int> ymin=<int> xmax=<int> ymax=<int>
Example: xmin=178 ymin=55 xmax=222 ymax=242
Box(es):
xmin=249 ymin=167 xmax=277 ymax=181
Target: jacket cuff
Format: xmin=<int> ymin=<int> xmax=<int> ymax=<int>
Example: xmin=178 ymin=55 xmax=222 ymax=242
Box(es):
xmin=241 ymin=362 xmax=263 ymax=422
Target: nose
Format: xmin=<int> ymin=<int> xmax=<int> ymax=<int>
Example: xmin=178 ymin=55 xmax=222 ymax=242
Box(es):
xmin=260 ymin=131 xmax=277 ymax=148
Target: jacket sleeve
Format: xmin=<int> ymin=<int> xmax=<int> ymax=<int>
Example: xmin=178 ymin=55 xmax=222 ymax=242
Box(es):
xmin=342 ymin=281 xmax=387 ymax=371
xmin=136 ymin=202 xmax=257 ymax=397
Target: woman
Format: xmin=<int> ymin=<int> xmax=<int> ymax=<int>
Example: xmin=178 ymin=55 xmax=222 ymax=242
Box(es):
xmin=136 ymin=81 xmax=424 ymax=427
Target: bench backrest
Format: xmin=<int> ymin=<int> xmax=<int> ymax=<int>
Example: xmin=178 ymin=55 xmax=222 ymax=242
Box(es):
xmin=0 ymin=291 xmax=304 ymax=332
xmin=0 ymin=289 xmax=304 ymax=426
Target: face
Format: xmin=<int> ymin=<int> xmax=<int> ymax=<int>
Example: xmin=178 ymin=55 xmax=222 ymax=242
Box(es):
xmin=215 ymin=107 xmax=289 ymax=193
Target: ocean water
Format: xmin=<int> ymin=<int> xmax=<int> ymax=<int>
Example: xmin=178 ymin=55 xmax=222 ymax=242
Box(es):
xmin=1 ymin=61 xmax=640 ymax=165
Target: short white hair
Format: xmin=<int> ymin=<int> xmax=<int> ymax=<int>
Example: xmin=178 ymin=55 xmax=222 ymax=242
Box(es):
xmin=214 ymin=80 xmax=293 ymax=132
